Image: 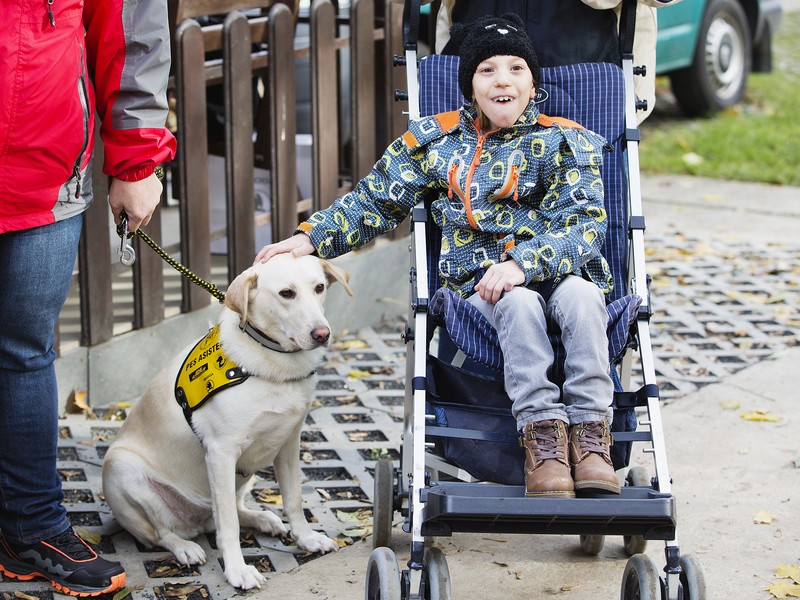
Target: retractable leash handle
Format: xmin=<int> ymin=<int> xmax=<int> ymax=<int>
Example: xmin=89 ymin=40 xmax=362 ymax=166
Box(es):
xmin=117 ymin=213 xmax=136 ymax=266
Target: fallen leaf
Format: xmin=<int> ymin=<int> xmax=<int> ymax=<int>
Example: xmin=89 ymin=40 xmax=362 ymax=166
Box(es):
xmin=65 ymin=389 xmax=96 ymax=418
xmin=767 ymin=581 xmax=800 ymax=598
xmin=14 ymin=592 xmax=39 ymax=600
xmin=347 ymin=369 xmax=374 ymax=379
xmin=561 ymin=584 xmax=582 ymax=591
xmin=341 ymin=526 xmax=370 ymax=537
xmin=75 ymin=527 xmax=101 ymax=545
xmin=754 ymin=510 xmax=776 ymax=524
xmin=333 ymin=340 xmax=369 ymax=350
xmin=741 ymin=410 xmax=782 ymax=423
xmin=720 ymin=399 xmax=741 ymax=410
xmin=113 ymin=586 xmax=143 ymax=600
xmin=776 ymin=565 xmax=800 ymax=584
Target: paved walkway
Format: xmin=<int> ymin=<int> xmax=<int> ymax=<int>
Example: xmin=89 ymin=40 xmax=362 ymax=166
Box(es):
xmin=2 ymin=174 xmax=798 ymax=599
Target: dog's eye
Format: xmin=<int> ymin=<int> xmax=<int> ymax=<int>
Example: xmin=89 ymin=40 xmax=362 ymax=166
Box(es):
xmin=279 ymin=289 xmax=295 ymax=299
xmin=315 ymin=283 xmax=325 ymax=294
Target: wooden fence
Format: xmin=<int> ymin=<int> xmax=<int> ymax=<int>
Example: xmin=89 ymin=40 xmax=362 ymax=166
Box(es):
xmin=62 ymin=0 xmax=407 ymax=354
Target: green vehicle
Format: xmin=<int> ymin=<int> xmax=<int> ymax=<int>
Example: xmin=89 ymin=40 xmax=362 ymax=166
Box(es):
xmin=656 ymin=0 xmax=783 ymax=116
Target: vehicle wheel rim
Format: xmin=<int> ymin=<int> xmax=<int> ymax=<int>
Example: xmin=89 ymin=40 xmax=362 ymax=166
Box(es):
xmin=704 ymin=15 xmax=745 ymax=100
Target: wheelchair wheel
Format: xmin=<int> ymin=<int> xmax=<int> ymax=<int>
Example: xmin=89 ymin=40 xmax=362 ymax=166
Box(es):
xmin=373 ymin=459 xmax=395 ymax=548
xmin=621 ymin=554 xmax=661 ymax=600
xmin=365 ymin=547 xmax=401 ymax=600
xmin=623 ymin=466 xmax=650 ymax=556
xmin=423 ymin=547 xmax=452 ymax=600
xmin=580 ymin=534 xmax=605 ymax=556
xmin=679 ymin=553 xmax=707 ymax=600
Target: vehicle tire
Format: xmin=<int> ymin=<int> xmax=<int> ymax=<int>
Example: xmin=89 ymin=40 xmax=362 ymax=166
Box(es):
xmin=623 ymin=466 xmax=650 ymax=556
xmin=580 ymin=534 xmax=605 ymax=556
xmin=621 ymin=554 xmax=662 ymax=600
xmin=423 ymin=547 xmax=452 ymax=600
xmin=373 ymin=459 xmax=395 ymax=549
xmin=669 ymin=0 xmax=752 ymax=117
xmin=365 ymin=547 xmax=402 ymax=600
xmin=679 ymin=553 xmax=708 ymax=600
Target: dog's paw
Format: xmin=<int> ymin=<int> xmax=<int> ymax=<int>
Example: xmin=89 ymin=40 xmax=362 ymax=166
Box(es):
xmin=171 ymin=540 xmax=207 ymax=565
xmin=295 ymin=530 xmax=339 ymax=554
xmin=225 ymin=563 xmax=267 ymax=590
xmin=241 ymin=508 xmax=289 ymax=537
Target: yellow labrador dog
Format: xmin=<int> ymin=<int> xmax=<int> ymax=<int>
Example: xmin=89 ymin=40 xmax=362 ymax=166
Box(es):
xmin=102 ymin=254 xmax=350 ymax=590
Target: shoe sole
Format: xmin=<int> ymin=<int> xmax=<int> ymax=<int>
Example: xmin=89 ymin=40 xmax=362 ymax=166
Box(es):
xmin=574 ymin=480 xmax=621 ymax=494
xmin=525 ymin=490 xmax=576 ymax=498
xmin=0 ymin=562 xmax=126 ymax=597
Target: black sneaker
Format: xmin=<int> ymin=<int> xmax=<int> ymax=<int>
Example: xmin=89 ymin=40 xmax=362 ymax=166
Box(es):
xmin=0 ymin=528 xmax=126 ymax=597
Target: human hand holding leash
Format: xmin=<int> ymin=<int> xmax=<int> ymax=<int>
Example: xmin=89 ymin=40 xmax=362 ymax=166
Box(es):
xmin=108 ymin=173 xmax=162 ymax=232
xmin=254 ymin=233 xmax=315 ymax=265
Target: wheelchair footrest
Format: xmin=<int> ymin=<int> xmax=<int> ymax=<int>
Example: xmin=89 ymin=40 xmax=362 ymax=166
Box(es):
xmin=420 ymin=482 xmax=676 ymax=539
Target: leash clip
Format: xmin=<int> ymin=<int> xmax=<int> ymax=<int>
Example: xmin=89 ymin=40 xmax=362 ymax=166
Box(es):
xmin=118 ymin=214 xmax=136 ymax=266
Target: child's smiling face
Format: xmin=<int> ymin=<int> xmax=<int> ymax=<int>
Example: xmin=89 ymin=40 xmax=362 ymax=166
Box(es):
xmin=471 ymin=55 xmax=535 ymax=131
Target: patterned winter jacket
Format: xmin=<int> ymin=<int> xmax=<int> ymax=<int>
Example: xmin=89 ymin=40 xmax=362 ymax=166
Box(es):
xmin=0 ymin=0 xmax=177 ymax=234
xmin=298 ymin=101 xmax=614 ymax=298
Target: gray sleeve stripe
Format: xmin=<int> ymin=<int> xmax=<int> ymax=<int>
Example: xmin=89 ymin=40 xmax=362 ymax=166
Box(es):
xmin=113 ymin=0 xmax=171 ymax=130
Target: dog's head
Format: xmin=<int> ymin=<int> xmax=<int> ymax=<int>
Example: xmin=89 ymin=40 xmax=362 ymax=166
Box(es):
xmin=224 ymin=254 xmax=352 ymax=352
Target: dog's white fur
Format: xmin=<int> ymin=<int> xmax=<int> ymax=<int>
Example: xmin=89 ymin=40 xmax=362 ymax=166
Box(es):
xmin=102 ymin=254 xmax=351 ymax=590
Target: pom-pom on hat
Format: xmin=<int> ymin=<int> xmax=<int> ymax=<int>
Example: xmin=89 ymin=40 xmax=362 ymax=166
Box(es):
xmin=449 ymin=13 xmax=540 ymax=102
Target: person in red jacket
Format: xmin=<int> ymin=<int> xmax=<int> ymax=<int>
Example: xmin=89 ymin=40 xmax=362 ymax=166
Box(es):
xmin=0 ymin=0 xmax=176 ymax=595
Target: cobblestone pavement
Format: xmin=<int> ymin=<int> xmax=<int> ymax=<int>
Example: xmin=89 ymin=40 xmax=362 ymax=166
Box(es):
xmin=2 ymin=231 xmax=798 ymax=600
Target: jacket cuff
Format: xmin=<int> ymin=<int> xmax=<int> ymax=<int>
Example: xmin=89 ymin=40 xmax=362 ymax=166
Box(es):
xmin=114 ymin=164 xmax=156 ymax=182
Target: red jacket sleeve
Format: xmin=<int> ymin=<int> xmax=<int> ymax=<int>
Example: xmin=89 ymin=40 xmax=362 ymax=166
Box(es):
xmin=83 ymin=0 xmax=177 ymax=181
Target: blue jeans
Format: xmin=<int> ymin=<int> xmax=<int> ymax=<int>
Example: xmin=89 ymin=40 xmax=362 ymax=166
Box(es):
xmin=468 ymin=276 xmax=614 ymax=430
xmin=0 ymin=215 xmax=83 ymax=544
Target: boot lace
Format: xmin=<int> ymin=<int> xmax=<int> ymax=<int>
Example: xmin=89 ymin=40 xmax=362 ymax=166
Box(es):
xmin=528 ymin=421 xmax=567 ymax=461
xmin=575 ymin=421 xmax=611 ymax=455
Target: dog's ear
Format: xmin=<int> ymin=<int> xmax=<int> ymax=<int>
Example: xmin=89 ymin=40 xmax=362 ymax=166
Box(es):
xmin=320 ymin=260 xmax=353 ymax=297
xmin=224 ymin=269 xmax=259 ymax=322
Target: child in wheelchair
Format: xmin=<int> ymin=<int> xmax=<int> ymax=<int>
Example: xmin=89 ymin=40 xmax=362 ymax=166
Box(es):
xmin=256 ymin=13 xmax=619 ymax=498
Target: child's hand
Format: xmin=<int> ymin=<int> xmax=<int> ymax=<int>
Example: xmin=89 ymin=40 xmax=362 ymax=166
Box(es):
xmin=254 ymin=233 xmax=315 ymax=264
xmin=474 ymin=261 xmax=525 ymax=303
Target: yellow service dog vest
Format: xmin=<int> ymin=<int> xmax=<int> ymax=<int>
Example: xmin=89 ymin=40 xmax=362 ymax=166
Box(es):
xmin=175 ymin=325 xmax=249 ymax=424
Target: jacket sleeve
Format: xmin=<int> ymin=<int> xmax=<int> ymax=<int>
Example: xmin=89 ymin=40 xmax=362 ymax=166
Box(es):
xmin=83 ymin=0 xmax=177 ymax=181
xmin=506 ymin=127 xmax=608 ymax=284
xmin=297 ymin=135 xmax=434 ymax=259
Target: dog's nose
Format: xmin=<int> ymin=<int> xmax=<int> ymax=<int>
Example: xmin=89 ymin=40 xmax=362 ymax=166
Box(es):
xmin=311 ymin=325 xmax=330 ymax=345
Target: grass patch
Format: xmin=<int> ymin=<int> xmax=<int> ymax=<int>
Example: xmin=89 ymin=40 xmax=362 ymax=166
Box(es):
xmin=639 ymin=11 xmax=800 ymax=186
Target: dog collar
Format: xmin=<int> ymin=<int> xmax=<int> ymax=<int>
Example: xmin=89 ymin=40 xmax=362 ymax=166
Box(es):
xmin=239 ymin=320 xmax=302 ymax=354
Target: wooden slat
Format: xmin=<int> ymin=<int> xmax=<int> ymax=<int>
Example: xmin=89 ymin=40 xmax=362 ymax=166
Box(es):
xmin=132 ymin=202 xmax=165 ymax=329
xmin=175 ymin=20 xmax=212 ymax=312
xmin=311 ymin=0 xmax=339 ymax=211
xmin=173 ymin=0 xmax=298 ymax=23
xmin=350 ymin=0 xmax=376 ymax=182
xmin=78 ymin=127 xmax=113 ymax=346
xmin=224 ymin=11 xmax=257 ymax=278
xmin=266 ymin=3 xmax=299 ymax=241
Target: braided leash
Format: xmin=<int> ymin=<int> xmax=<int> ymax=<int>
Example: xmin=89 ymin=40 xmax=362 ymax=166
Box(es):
xmin=117 ymin=218 xmax=226 ymax=303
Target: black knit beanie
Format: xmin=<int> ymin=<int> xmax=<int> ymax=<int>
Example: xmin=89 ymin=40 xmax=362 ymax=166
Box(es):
xmin=449 ymin=13 xmax=541 ymax=101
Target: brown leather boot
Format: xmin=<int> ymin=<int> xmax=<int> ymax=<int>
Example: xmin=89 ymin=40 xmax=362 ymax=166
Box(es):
xmin=521 ymin=419 xmax=575 ymax=498
xmin=569 ymin=421 xmax=620 ymax=494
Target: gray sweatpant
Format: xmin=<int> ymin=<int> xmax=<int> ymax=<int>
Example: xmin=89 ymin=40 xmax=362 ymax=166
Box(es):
xmin=467 ymin=275 xmax=613 ymax=430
